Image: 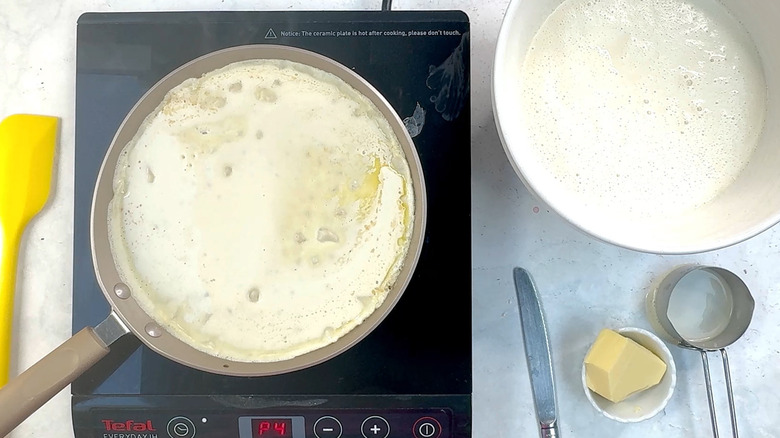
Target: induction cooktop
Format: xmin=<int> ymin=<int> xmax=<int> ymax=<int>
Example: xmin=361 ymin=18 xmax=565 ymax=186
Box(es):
xmin=73 ymin=9 xmax=471 ymax=438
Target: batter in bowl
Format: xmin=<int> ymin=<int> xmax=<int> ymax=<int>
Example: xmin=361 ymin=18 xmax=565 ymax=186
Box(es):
xmin=521 ymin=0 xmax=767 ymax=221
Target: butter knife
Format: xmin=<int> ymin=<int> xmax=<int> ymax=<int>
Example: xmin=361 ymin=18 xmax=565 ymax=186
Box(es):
xmin=513 ymin=267 xmax=560 ymax=438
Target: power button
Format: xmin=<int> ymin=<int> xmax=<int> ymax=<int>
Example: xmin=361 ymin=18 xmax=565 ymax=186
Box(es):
xmin=413 ymin=417 xmax=441 ymax=438
xmin=167 ymin=416 xmax=196 ymax=438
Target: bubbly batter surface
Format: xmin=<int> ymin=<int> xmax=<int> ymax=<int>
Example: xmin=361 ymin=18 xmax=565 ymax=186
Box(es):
xmin=108 ymin=59 xmax=414 ymax=362
xmin=521 ymin=0 xmax=766 ymax=219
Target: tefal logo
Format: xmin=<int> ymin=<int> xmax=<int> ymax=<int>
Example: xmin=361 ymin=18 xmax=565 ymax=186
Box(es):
xmin=101 ymin=420 xmax=157 ymax=431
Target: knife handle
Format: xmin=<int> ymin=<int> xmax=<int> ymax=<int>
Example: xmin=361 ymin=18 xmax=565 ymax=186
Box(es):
xmin=541 ymin=424 xmax=559 ymax=438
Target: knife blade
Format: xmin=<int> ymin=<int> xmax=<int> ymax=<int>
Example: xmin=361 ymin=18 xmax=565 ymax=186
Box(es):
xmin=513 ymin=267 xmax=560 ymax=438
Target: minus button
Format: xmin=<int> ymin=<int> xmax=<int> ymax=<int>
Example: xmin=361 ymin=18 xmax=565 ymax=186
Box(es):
xmin=313 ymin=416 xmax=342 ymax=438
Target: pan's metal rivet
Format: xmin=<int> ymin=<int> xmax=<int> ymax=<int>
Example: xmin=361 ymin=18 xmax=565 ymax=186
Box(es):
xmin=114 ymin=283 xmax=131 ymax=299
xmin=144 ymin=322 xmax=163 ymax=338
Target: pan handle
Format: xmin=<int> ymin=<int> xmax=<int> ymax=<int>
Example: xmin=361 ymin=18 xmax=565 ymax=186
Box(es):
xmin=0 ymin=325 xmax=114 ymax=436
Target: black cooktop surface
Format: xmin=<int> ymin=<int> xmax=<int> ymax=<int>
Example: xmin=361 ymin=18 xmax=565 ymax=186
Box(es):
xmin=73 ymin=10 xmax=470 ymax=438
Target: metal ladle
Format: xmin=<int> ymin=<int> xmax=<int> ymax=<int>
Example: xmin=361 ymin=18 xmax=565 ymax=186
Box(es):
xmin=646 ymin=265 xmax=755 ymax=438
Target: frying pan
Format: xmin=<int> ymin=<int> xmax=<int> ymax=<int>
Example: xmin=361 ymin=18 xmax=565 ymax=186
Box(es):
xmin=0 ymin=44 xmax=426 ymax=435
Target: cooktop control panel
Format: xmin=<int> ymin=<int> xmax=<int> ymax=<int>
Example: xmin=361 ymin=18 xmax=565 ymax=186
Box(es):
xmin=93 ymin=409 xmax=450 ymax=438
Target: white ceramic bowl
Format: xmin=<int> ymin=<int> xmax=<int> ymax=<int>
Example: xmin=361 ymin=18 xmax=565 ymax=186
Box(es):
xmin=581 ymin=327 xmax=677 ymax=423
xmin=492 ymin=0 xmax=780 ymax=254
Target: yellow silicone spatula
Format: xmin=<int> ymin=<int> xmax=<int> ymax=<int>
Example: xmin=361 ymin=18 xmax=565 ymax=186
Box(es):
xmin=0 ymin=114 xmax=59 ymax=387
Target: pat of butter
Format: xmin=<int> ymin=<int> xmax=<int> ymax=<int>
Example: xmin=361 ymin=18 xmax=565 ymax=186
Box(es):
xmin=584 ymin=329 xmax=667 ymax=403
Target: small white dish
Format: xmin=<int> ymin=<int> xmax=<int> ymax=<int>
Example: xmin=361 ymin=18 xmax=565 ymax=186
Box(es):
xmin=581 ymin=327 xmax=677 ymax=423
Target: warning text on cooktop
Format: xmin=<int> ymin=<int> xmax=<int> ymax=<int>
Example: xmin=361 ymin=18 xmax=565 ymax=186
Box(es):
xmin=266 ymin=29 xmax=462 ymax=39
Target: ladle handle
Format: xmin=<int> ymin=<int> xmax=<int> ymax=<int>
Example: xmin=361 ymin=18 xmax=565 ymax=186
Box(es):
xmin=701 ymin=349 xmax=740 ymax=438
xmin=701 ymin=350 xmax=720 ymax=438
xmin=721 ymin=348 xmax=739 ymax=438
xmin=0 ymin=327 xmax=110 ymax=436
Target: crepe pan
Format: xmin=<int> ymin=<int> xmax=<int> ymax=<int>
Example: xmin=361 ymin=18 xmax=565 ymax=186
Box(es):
xmin=0 ymin=44 xmax=426 ymax=435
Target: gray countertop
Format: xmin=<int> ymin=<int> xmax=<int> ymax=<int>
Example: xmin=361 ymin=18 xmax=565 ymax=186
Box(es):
xmin=2 ymin=0 xmax=779 ymax=437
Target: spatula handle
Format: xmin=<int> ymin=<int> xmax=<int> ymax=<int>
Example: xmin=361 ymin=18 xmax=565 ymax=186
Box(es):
xmin=0 ymin=225 xmax=22 ymax=386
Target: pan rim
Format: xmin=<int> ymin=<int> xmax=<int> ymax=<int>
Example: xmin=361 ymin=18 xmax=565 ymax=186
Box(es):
xmin=89 ymin=44 xmax=427 ymax=376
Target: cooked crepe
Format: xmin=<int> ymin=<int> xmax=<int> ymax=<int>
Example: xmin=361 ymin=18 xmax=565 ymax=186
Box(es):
xmin=108 ymin=59 xmax=414 ymax=362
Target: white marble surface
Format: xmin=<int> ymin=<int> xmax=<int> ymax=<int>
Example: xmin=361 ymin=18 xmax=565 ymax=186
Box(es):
xmin=1 ymin=0 xmax=779 ymax=437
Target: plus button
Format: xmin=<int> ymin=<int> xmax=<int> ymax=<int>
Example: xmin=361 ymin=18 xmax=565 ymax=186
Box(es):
xmin=361 ymin=416 xmax=390 ymax=438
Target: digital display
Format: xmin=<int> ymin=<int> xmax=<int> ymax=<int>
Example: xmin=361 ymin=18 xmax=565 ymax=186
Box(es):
xmin=251 ymin=419 xmax=292 ymax=438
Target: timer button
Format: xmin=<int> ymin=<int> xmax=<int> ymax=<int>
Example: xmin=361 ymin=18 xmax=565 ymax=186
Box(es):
xmin=360 ymin=416 xmax=389 ymax=438
xmin=413 ymin=417 xmax=441 ymax=438
xmin=167 ymin=416 xmax=196 ymax=438
xmin=313 ymin=416 xmax=342 ymax=438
